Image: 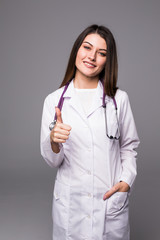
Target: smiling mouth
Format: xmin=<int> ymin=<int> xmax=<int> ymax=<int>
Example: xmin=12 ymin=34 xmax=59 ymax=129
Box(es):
xmin=83 ymin=61 xmax=96 ymax=67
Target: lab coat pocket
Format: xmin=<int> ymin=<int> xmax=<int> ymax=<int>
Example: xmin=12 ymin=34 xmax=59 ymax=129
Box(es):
xmin=104 ymin=192 xmax=129 ymax=235
xmin=106 ymin=192 xmax=128 ymax=215
xmin=52 ymin=179 xmax=70 ymax=230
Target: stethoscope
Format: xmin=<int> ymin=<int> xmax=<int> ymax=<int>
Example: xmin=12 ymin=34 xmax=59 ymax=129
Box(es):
xmin=49 ymin=81 xmax=120 ymax=140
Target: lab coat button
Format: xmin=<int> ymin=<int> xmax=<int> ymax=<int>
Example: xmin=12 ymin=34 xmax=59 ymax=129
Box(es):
xmin=87 ymin=170 xmax=91 ymax=175
xmin=87 ymin=214 xmax=91 ymax=219
xmin=87 ymin=193 xmax=92 ymax=197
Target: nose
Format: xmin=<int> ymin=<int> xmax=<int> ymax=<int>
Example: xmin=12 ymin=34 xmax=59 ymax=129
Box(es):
xmin=88 ymin=50 xmax=96 ymax=61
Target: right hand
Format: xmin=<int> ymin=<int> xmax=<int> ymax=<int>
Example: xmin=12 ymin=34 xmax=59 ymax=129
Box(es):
xmin=50 ymin=107 xmax=72 ymax=144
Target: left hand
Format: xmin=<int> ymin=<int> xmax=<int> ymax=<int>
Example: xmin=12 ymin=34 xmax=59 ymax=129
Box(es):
xmin=103 ymin=181 xmax=130 ymax=201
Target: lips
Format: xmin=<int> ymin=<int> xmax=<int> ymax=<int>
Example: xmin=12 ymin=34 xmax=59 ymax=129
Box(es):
xmin=83 ymin=61 xmax=96 ymax=68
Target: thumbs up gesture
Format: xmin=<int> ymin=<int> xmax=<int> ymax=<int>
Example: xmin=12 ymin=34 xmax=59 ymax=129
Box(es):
xmin=56 ymin=107 xmax=63 ymax=124
xmin=50 ymin=107 xmax=72 ymax=153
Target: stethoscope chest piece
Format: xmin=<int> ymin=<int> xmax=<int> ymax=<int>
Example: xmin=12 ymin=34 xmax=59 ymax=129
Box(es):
xmin=49 ymin=120 xmax=57 ymax=131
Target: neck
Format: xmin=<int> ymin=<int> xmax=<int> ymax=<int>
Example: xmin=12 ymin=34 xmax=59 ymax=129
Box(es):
xmin=74 ymin=72 xmax=99 ymax=89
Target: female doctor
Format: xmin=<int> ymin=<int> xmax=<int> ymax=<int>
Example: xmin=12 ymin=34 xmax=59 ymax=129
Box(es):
xmin=40 ymin=24 xmax=140 ymax=240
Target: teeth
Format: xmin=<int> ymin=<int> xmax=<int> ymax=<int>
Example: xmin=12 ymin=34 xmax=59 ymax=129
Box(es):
xmin=85 ymin=62 xmax=95 ymax=67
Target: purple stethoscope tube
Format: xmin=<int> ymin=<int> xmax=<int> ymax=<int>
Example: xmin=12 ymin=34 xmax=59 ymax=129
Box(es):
xmin=52 ymin=81 xmax=120 ymax=140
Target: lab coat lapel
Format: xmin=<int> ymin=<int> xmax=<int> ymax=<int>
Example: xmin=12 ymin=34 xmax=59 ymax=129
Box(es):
xmin=63 ymin=80 xmax=88 ymax=123
xmin=63 ymin=79 xmax=111 ymax=121
xmin=87 ymin=80 xmax=110 ymax=117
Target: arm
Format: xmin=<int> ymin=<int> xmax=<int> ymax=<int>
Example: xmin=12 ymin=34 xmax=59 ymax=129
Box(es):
xmin=119 ymin=91 xmax=140 ymax=187
xmin=103 ymin=91 xmax=140 ymax=200
xmin=40 ymin=94 xmax=64 ymax=168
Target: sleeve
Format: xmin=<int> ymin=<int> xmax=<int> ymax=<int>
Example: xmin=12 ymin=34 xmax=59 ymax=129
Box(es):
xmin=40 ymin=94 xmax=64 ymax=168
xmin=119 ymin=92 xmax=140 ymax=188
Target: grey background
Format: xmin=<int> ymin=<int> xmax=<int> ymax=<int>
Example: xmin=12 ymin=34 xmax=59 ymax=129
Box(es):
xmin=0 ymin=0 xmax=160 ymax=239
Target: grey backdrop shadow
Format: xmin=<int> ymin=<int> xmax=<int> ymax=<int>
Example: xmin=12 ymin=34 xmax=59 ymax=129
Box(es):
xmin=1 ymin=0 xmax=160 ymax=239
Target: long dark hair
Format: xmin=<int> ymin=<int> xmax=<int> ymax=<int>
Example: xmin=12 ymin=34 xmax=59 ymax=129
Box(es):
xmin=60 ymin=24 xmax=118 ymax=97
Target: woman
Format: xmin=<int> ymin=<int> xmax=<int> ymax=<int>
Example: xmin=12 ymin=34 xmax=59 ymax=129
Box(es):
xmin=40 ymin=24 xmax=140 ymax=240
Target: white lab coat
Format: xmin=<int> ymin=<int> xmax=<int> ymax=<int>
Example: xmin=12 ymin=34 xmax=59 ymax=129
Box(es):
xmin=40 ymin=80 xmax=140 ymax=240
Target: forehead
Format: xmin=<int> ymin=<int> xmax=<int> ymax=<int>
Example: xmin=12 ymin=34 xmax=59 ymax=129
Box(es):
xmin=83 ymin=33 xmax=107 ymax=49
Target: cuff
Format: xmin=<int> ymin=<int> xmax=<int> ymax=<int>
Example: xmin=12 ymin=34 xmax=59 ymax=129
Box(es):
xmin=41 ymin=135 xmax=64 ymax=168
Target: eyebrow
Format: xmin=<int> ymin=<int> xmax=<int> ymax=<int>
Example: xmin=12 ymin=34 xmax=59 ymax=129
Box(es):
xmin=83 ymin=41 xmax=107 ymax=52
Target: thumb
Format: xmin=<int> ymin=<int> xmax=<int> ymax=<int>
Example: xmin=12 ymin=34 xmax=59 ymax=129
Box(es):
xmin=55 ymin=107 xmax=63 ymax=123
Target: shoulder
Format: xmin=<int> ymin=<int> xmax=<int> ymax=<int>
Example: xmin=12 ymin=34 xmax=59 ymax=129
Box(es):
xmin=115 ymin=89 xmax=129 ymax=106
xmin=114 ymin=89 xmax=131 ymax=115
xmin=115 ymin=89 xmax=129 ymax=104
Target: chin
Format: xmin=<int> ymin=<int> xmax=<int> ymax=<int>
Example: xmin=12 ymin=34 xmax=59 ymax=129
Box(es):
xmin=83 ymin=70 xmax=99 ymax=78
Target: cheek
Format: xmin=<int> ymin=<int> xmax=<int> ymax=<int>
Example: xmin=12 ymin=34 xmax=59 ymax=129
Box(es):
xmin=77 ymin=48 xmax=86 ymax=60
xmin=98 ymin=59 xmax=106 ymax=70
xmin=101 ymin=58 xmax=107 ymax=68
xmin=75 ymin=51 xmax=86 ymax=68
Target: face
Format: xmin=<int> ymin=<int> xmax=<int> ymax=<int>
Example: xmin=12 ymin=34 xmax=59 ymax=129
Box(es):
xmin=75 ymin=33 xmax=107 ymax=80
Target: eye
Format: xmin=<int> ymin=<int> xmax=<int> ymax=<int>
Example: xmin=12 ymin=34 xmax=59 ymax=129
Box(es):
xmin=99 ymin=52 xmax=106 ymax=57
xmin=83 ymin=45 xmax=91 ymax=50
